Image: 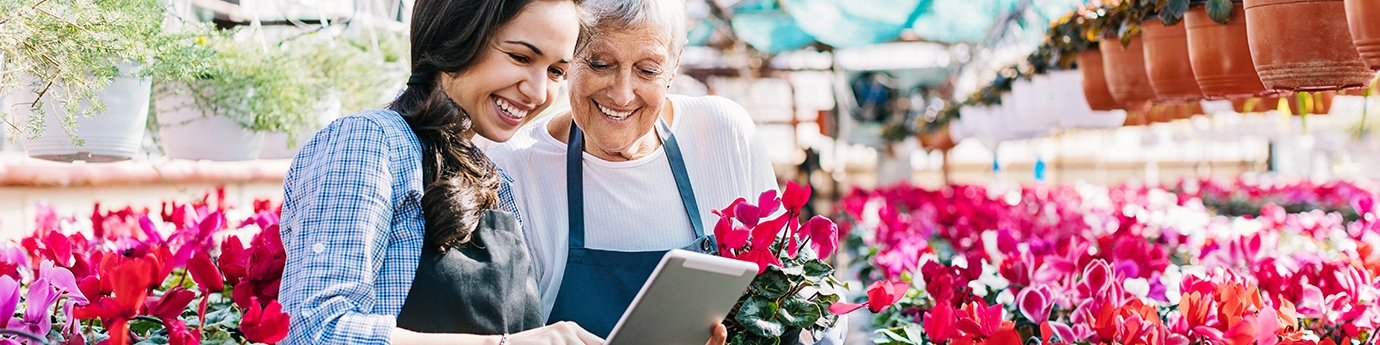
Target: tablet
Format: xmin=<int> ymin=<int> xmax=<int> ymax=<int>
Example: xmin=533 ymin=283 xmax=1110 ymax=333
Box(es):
xmin=605 ymin=249 xmax=759 ymax=345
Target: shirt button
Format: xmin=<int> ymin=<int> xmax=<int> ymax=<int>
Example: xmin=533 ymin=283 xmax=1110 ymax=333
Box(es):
xmin=312 ymin=243 xmax=326 ymax=254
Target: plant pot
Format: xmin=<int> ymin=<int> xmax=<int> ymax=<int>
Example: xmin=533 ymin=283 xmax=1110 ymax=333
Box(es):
xmin=1284 ymin=91 xmax=1337 ymax=115
xmin=1346 ymin=0 xmax=1380 ymax=70
xmin=11 ymin=64 xmax=150 ymax=162
xmin=917 ymin=125 xmax=956 ymax=151
xmin=1186 ymin=3 xmax=1270 ymax=98
xmin=1077 ymin=49 xmax=1121 ymax=111
xmin=258 ymin=94 xmax=342 ymax=159
xmin=1143 ymin=21 xmax=1205 ymax=101
xmin=1245 ymin=0 xmax=1374 ymax=91
xmin=1231 ymin=96 xmax=1282 ymax=113
xmin=1101 ymin=36 xmax=1158 ymax=109
xmin=154 ymin=84 xmax=263 ymax=161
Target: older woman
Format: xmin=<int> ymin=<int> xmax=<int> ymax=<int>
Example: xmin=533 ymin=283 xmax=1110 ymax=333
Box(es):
xmin=488 ymin=0 xmax=845 ymax=344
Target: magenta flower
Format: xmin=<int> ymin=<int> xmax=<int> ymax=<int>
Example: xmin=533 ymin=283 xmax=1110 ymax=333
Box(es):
xmin=804 ymin=216 xmax=838 ymax=258
xmin=1018 ymin=285 xmax=1052 ymax=322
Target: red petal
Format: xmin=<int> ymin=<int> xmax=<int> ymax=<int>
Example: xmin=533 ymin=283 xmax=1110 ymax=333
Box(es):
xmin=188 ymin=251 xmax=224 ymax=292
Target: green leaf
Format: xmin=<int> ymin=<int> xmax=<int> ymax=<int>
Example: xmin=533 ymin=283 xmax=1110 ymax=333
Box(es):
xmin=750 ymin=268 xmax=793 ymax=299
xmin=1158 ymin=0 xmax=1188 ymax=25
xmin=128 ymin=317 xmax=164 ymax=337
xmin=779 ymin=264 xmax=804 ymax=277
xmin=876 ymin=329 xmax=916 ymax=344
xmin=730 ymin=332 xmax=781 ymax=345
xmin=1206 ymin=0 xmax=1234 ymax=24
xmin=803 ymin=260 xmax=833 ymax=280
xmin=200 ymin=305 xmax=242 ymax=329
xmin=735 ymin=296 xmax=786 ymax=338
xmin=903 ymin=324 xmax=927 ymax=345
xmin=777 ymin=296 xmax=821 ymax=328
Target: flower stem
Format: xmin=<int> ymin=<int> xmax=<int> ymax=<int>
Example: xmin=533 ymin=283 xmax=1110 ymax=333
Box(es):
xmin=0 ymin=329 xmax=54 ymax=345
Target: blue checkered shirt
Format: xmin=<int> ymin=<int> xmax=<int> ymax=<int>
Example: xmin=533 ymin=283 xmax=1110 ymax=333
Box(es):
xmin=280 ymin=109 xmax=522 ymax=344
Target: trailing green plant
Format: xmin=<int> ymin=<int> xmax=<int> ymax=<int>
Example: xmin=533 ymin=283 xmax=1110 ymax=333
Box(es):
xmin=154 ymin=30 xmax=323 ymax=142
xmin=290 ymin=31 xmax=408 ymax=115
xmin=0 ymin=0 xmax=214 ymax=145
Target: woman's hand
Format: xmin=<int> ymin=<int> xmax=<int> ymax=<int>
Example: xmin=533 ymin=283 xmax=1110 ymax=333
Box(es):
xmin=704 ymin=323 xmax=727 ymax=345
xmin=506 ymin=321 xmax=604 ymax=345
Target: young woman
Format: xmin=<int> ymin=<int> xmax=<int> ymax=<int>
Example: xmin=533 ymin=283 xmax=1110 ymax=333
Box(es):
xmin=277 ymin=0 xmax=601 ymax=344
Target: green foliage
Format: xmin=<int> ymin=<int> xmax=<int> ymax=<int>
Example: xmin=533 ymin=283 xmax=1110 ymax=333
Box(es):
xmin=0 ymin=0 xmax=214 ymax=144
xmin=154 ymin=30 xmax=322 ymax=140
xmin=1205 ymin=0 xmax=1236 ymax=24
xmin=726 ymin=246 xmax=847 ymax=344
xmin=736 ymin=296 xmax=786 ymax=338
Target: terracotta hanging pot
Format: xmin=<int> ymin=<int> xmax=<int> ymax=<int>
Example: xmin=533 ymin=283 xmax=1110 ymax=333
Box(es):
xmin=1346 ymin=0 xmax=1380 ymax=70
xmin=1101 ymin=35 xmax=1158 ymax=109
xmin=1284 ymin=90 xmax=1337 ymax=114
xmin=1245 ymin=0 xmax=1374 ymax=91
xmin=1186 ymin=2 xmax=1270 ymax=98
xmin=918 ymin=125 xmax=956 ymax=151
xmin=1078 ymin=49 xmax=1121 ymax=111
xmin=1143 ymin=20 xmax=1205 ymax=101
xmin=1123 ymin=110 xmax=1150 ymax=126
xmin=1231 ymin=96 xmax=1282 ymax=113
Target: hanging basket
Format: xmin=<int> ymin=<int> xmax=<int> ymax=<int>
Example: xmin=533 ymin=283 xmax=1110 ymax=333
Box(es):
xmin=1143 ymin=21 xmax=1205 ymax=101
xmin=1101 ymin=35 xmax=1158 ymax=109
xmin=1077 ymin=49 xmax=1121 ymax=111
xmin=1187 ymin=2 xmax=1270 ymax=99
xmin=10 ymin=65 xmax=150 ymax=162
xmin=258 ymin=94 xmax=341 ymax=160
xmin=154 ymin=83 xmax=263 ymax=161
xmin=1245 ymin=0 xmax=1374 ymax=91
xmin=917 ymin=124 xmax=956 ymax=152
xmin=1345 ymin=0 xmax=1380 ymax=70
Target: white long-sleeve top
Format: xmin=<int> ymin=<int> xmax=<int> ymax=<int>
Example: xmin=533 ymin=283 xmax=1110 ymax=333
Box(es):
xmin=487 ymin=94 xmax=779 ymax=318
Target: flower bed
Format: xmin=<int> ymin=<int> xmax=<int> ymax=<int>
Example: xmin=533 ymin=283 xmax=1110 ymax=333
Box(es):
xmin=1 ymin=188 xmax=287 ymax=345
xmin=837 ymin=180 xmax=1380 ymax=345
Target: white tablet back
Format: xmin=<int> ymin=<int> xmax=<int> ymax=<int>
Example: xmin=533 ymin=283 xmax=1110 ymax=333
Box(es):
xmin=605 ymin=249 xmax=759 ymax=345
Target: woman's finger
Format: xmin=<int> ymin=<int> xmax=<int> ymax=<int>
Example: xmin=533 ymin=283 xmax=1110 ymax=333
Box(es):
xmin=704 ymin=323 xmax=727 ymax=345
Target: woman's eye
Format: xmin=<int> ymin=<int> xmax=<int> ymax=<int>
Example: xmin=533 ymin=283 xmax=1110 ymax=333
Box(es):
xmin=588 ymin=60 xmax=611 ymax=69
xmin=509 ymin=53 xmax=530 ymax=64
xmin=640 ymin=68 xmax=661 ymax=76
xmin=548 ymin=67 xmax=566 ymax=79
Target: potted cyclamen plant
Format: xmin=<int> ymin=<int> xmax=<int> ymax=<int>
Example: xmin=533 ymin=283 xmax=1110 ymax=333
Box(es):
xmin=712 ymin=181 xmax=904 ymax=344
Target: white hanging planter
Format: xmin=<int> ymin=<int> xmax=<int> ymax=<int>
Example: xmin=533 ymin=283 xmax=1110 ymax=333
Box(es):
xmin=1047 ymin=70 xmax=1127 ymax=129
xmin=154 ymin=84 xmax=263 ymax=161
xmin=10 ymin=64 xmax=151 ymax=162
xmin=258 ymin=93 xmax=342 ymax=160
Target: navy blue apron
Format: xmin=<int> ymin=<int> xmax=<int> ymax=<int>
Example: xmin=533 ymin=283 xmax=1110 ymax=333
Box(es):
xmin=547 ymin=119 xmax=716 ymax=337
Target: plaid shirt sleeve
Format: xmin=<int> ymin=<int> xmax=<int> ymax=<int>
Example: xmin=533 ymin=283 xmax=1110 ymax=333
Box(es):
xmin=496 ymin=168 xmax=523 ymax=226
xmin=280 ymin=116 xmax=405 ymax=344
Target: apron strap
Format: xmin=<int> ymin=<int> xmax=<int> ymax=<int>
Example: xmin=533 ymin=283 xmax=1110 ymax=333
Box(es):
xmin=656 ymin=119 xmax=706 ymax=239
xmin=566 ymin=118 xmax=705 ymax=249
xmin=566 ymin=122 xmax=586 ymax=249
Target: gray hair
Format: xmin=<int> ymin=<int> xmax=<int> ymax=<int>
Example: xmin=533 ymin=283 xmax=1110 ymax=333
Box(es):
xmin=577 ymin=0 xmax=687 ymax=56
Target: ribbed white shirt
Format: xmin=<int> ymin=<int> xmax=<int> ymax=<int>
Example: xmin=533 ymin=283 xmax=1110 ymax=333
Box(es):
xmin=487 ymin=94 xmax=779 ymax=318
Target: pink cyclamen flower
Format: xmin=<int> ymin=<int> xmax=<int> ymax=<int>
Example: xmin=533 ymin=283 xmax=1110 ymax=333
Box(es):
xmin=805 ymin=216 xmax=838 ymax=258
xmin=1018 ymin=285 xmax=1052 ymax=322
xmin=828 ymin=280 xmax=907 ymax=314
xmin=922 ymin=303 xmax=956 ymax=343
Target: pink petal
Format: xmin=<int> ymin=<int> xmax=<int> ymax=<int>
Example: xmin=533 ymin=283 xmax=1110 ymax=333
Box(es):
xmin=828 ymin=302 xmax=866 ymax=315
xmin=1050 ymin=322 xmax=1075 ymax=343
xmin=1018 ymin=287 xmax=1050 ymax=322
xmin=757 ymin=190 xmax=781 ymax=217
xmin=735 ymin=203 xmax=761 ymax=228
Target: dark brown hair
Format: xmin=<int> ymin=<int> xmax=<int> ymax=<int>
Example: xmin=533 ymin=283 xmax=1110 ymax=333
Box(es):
xmin=389 ymin=0 xmax=571 ymax=250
